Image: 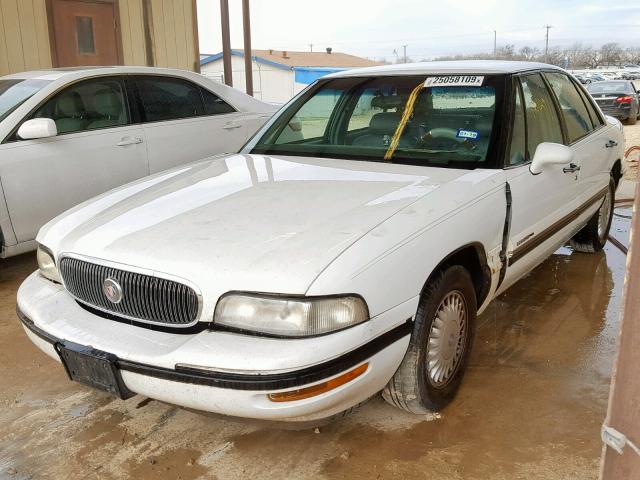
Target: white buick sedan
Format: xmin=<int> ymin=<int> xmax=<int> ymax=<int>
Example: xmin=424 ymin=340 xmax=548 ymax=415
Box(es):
xmin=18 ymin=61 xmax=624 ymax=422
xmin=0 ymin=67 xmax=276 ymax=257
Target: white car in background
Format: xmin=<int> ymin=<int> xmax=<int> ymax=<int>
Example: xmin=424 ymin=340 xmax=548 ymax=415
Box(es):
xmin=19 ymin=61 xmax=624 ymax=422
xmin=0 ymin=67 xmax=277 ymax=257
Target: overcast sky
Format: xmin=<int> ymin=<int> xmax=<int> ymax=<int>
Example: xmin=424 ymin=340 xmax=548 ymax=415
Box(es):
xmin=196 ymin=0 xmax=640 ymax=60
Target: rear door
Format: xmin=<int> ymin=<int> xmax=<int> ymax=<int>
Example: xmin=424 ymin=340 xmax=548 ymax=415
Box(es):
xmin=500 ymin=72 xmax=581 ymax=292
xmin=133 ymin=75 xmax=249 ymax=174
xmin=0 ymin=75 xmax=148 ymax=243
xmin=544 ymin=72 xmax=611 ymax=206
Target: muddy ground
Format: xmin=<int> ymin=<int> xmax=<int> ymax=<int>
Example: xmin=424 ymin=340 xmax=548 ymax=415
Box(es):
xmin=0 ymin=125 xmax=637 ymax=480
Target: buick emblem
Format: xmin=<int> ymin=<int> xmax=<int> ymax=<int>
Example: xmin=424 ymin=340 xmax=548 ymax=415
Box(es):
xmin=102 ymin=278 xmax=123 ymax=304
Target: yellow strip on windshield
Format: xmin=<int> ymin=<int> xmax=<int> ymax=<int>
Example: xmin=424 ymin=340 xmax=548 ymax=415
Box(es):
xmin=383 ymin=80 xmax=425 ymax=161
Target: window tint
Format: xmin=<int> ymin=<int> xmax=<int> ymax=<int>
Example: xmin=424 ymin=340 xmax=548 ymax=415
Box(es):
xmin=520 ymin=74 xmax=563 ymax=158
xmin=508 ymin=82 xmax=527 ymax=166
xmin=137 ymin=76 xmax=204 ymax=122
xmin=31 ymin=77 xmax=129 ymax=134
xmin=576 ymin=82 xmax=604 ymax=128
xmin=544 ymin=72 xmax=593 ymax=143
xmin=201 ymin=88 xmax=235 ymax=115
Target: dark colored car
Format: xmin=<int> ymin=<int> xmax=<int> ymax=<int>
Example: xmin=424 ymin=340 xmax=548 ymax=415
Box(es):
xmin=587 ymin=80 xmax=640 ymax=124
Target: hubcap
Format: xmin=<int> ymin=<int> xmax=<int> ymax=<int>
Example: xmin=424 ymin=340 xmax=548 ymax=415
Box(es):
xmin=426 ymin=291 xmax=468 ymax=387
xmin=598 ymin=188 xmax=612 ymax=241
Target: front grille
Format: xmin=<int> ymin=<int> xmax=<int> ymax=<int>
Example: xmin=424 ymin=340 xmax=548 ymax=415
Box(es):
xmin=59 ymin=256 xmax=199 ymax=327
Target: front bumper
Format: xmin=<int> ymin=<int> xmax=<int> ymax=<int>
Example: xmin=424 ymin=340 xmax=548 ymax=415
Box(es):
xmin=17 ymin=272 xmax=415 ymax=422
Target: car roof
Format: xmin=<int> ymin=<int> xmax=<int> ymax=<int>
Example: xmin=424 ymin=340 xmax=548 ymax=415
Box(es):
xmin=1 ymin=66 xmax=199 ymax=81
xmin=325 ymin=60 xmax=566 ymax=78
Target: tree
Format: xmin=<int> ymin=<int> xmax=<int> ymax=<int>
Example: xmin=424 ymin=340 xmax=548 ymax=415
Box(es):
xmin=600 ymin=43 xmax=623 ymax=67
xmin=519 ymin=46 xmax=540 ymax=61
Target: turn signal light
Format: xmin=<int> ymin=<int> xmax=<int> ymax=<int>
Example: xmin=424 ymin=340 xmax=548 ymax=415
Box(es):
xmin=615 ymin=96 xmax=633 ymax=103
xmin=267 ymin=363 xmax=369 ymax=403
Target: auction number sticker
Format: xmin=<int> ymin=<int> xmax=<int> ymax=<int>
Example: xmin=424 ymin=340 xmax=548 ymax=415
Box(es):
xmin=424 ymin=75 xmax=484 ymax=87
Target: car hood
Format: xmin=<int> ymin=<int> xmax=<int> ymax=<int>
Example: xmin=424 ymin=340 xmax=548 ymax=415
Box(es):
xmin=39 ymin=154 xmax=475 ymax=316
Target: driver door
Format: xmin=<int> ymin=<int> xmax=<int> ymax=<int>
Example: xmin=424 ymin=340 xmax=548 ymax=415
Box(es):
xmin=0 ymin=76 xmax=149 ymax=244
xmin=499 ymin=73 xmax=581 ymax=293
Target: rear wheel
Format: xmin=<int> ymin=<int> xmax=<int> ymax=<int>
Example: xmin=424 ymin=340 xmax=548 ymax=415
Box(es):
xmin=626 ymin=115 xmax=637 ymax=125
xmin=382 ymin=265 xmax=476 ymax=414
xmin=569 ymin=178 xmax=615 ymax=253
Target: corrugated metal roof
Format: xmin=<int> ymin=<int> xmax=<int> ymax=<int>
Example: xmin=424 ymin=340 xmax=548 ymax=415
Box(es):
xmin=200 ymin=49 xmax=382 ymax=69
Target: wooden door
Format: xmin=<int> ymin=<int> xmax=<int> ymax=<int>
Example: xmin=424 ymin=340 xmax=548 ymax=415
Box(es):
xmin=49 ymin=0 xmax=121 ymax=67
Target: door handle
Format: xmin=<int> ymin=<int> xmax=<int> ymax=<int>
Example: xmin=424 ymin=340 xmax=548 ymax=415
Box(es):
xmin=605 ymin=140 xmax=618 ymax=148
xmin=223 ymin=122 xmax=242 ymax=130
xmin=116 ymin=137 xmax=143 ymax=146
xmin=563 ymin=163 xmax=581 ymax=173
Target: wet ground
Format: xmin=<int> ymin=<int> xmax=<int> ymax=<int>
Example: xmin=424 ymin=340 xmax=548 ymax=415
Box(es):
xmin=0 ymin=212 xmax=630 ymax=480
xmin=1 ymin=123 xmax=637 ymax=479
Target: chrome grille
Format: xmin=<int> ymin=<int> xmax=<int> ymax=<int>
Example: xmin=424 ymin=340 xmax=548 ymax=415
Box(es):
xmin=59 ymin=257 xmax=199 ymax=326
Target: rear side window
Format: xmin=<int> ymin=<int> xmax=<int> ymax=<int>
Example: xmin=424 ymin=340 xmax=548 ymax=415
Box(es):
xmin=544 ymin=72 xmax=593 ymax=143
xmin=201 ymin=88 xmax=235 ymax=115
xmin=575 ymin=83 xmax=604 ymax=128
xmin=519 ymin=74 xmax=564 ymax=158
xmin=136 ymin=76 xmax=204 ymax=122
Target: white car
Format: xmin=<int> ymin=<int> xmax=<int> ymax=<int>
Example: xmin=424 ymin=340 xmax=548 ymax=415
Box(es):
xmin=18 ymin=61 xmax=624 ymax=422
xmin=0 ymin=67 xmax=276 ymax=257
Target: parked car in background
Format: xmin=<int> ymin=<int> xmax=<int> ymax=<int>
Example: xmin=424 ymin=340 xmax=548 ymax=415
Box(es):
xmin=0 ymin=67 xmax=277 ymax=258
xmin=19 ymin=61 xmax=624 ymax=422
xmin=587 ymin=80 xmax=640 ymax=124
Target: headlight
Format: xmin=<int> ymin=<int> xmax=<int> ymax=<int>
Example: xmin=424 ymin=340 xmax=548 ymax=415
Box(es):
xmin=214 ymin=293 xmax=369 ymax=337
xmin=37 ymin=245 xmax=61 ymax=284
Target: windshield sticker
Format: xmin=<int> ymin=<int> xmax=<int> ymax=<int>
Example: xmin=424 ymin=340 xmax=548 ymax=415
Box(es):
xmin=424 ymin=76 xmax=484 ymax=87
xmin=456 ymin=129 xmax=480 ymax=140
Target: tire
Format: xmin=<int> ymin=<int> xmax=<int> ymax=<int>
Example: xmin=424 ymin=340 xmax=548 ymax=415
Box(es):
xmin=569 ymin=178 xmax=615 ymax=253
xmin=382 ymin=265 xmax=477 ymax=414
xmin=626 ymin=115 xmax=637 ymax=125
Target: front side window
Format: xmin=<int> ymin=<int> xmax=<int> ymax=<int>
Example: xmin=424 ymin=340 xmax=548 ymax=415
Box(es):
xmin=136 ymin=76 xmax=204 ymax=122
xmin=0 ymin=79 xmax=52 ymax=122
xmin=519 ymin=74 xmax=564 ymax=159
xmin=252 ymin=75 xmax=503 ymax=169
xmin=544 ymin=72 xmax=593 ymax=143
xmin=31 ymin=77 xmax=129 ymax=134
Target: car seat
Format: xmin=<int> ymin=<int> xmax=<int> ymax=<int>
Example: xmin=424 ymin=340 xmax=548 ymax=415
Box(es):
xmin=87 ymin=88 xmax=126 ymax=130
xmin=53 ymin=91 xmax=87 ymax=134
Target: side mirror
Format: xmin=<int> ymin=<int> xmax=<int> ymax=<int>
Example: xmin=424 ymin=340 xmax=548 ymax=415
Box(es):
xmin=530 ymin=142 xmax=574 ymax=175
xmin=17 ymin=118 xmax=57 ymax=140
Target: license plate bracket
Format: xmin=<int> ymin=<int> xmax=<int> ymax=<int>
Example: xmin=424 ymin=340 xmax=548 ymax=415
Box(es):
xmin=55 ymin=341 xmax=134 ymax=400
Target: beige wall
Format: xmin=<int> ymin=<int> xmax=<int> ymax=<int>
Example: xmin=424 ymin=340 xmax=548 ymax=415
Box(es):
xmin=0 ymin=0 xmax=52 ymax=76
xmin=147 ymin=0 xmax=198 ymax=71
xmin=0 ymin=0 xmax=198 ymax=76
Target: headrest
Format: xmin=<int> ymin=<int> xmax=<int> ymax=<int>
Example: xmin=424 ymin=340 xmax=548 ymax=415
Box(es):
xmin=369 ymin=113 xmax=400 ymax=134
xmin=93 ymin=89 xmax=122 ymax=118
xmin=56 ymin=91 xmax=83 ymax=117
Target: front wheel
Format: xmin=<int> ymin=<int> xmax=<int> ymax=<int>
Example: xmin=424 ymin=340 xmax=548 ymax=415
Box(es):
xmin=569 ymin=178 xmax=615 ymax=253
xmin=382 ymin=265 xmax=476 ymax=414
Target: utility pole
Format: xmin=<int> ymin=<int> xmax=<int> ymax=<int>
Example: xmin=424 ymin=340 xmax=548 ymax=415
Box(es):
xmin=220 ymin=0 xmax=232 ymax=87
xmin=309 ymin=43 xmax=313 ymax=52
xmin=493 ymin=30 xmax=497 ymax=58
xmin=544 ymin=25 xmax=552 ymax=61
xmin=402 ymin=44 xmax=408 ymax=63
xmin=242 ymin=0 xmax=253 ymax=96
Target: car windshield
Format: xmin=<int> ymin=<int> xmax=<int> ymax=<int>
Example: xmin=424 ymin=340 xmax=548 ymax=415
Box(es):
xmin=250 ymin=75 xmax=504 ymax=169
xmin=0 ymin=79 xmax=52 ymax=122
xmin=587 ymin=81 xmax=632 ymax=94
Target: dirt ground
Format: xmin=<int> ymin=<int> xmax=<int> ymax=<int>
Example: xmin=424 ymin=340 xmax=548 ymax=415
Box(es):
xmin=0 ymin=124 xmax=637 ymax=480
